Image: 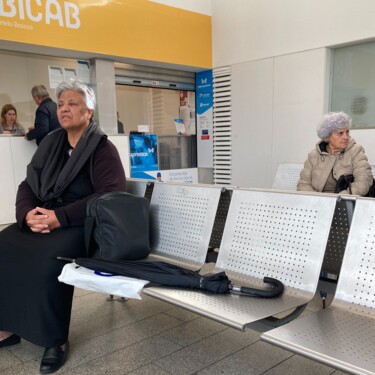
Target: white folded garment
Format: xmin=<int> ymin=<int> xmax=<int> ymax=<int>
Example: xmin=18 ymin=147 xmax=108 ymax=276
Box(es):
xmin=58 ymin=262 xmax=149 ymax=300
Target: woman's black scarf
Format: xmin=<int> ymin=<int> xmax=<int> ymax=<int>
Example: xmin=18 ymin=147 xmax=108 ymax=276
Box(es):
xmin=26 ymin=122 xmax=105 ymax=204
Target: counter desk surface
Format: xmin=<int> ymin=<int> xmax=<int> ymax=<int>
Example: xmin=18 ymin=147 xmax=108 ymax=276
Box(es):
xmin=0 ymin=136 xmax=37 ymax=224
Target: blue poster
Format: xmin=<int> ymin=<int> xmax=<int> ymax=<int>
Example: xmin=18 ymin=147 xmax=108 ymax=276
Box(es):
xmin=196 ymin=70 xmax=213 ymax=115
xmin=129 ymin=134 xmax=158 ymax=178
xmin=196 ymin=70 xmax=213 ymax=168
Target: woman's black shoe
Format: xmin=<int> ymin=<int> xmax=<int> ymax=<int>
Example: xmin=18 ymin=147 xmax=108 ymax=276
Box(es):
xmin=0 ymin=334 xmax=21 ymax=348
xmin=40 ymin=341 xmax=69 ymax=374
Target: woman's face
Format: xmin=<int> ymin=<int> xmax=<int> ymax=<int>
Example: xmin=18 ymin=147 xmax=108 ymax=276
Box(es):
xmin=4 ymin=109 xmax=16 ymax=126
xmin=328 ymin=128 xmax=350 ymax=152
xmin=57 ymin=90 xmax=93 ymax=132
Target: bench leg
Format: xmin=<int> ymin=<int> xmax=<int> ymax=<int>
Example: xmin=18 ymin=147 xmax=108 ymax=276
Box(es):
xmin=106 ymin=295 xmax=128 ymax=302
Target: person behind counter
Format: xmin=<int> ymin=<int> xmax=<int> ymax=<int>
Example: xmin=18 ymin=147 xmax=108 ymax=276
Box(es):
xmin=0 ymin=81 xmax=126 ymax=374
xmin=117 ymin=111 xmax=124 ymax=134
xmin=26 ymin=84 xmax=61 ymax=145
xmin=0 ymin=104 xmax=25 ymax=135
xmin=297 ymin=111 xmax=373 ymax=196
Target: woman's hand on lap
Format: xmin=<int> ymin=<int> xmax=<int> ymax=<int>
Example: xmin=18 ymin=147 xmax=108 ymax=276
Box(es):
xmin=26 ymin=207 xmax=61 ymax=233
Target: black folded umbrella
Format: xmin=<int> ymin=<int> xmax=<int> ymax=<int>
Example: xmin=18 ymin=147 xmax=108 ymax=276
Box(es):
xmin=58 ymin=257 xmax=284 ymax=298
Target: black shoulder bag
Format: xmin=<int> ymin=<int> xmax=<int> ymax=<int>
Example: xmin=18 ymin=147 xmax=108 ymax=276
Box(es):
xmin=85 ymin=191 xmax=150 ymax=261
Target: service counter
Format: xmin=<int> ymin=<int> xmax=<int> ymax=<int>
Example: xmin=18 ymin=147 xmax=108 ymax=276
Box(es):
xmin=0 ymin=135 xmax=130 ymax=225
xmin=0 ymin=136 xmax=37 ymax=224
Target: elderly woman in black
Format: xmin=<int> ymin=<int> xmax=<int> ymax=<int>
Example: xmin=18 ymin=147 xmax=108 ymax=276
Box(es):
xmin=0 ymin=81 xmax=126 ymax=373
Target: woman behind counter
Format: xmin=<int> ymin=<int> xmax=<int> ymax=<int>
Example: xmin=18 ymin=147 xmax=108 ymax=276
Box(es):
xmin=0 ymin=104 xmax=26 ymax=135
xmin=297 ymin=111 xmax=373 ymax=196
xmin=0 ymin=81 xmax=126 ymax=374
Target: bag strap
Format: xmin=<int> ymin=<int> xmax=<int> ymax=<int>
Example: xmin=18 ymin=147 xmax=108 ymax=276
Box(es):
xmin=84 ymin=216 xmax=96 ymax=257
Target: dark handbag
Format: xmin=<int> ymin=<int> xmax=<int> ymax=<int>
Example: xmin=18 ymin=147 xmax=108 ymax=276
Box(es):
xmin=335 ymin=174 xmax=354 ymax=194
xmin=85 ymin=191 xmax=150 ymax=261
xmin=366 ymin=178 xmax=375 ymax=198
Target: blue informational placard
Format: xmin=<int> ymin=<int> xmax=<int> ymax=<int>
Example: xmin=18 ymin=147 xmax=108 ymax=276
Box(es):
xmin=196 ymin=70 xmax=213 ymax=115
xmin=129 ymin=134 xmax=158 ymax=178
xmin=196 ymin=69 xmax=213 ymax=168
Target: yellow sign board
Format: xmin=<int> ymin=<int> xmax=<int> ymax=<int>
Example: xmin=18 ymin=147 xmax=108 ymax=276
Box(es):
xmin=0 ymin=0 xmax=212 ymax=68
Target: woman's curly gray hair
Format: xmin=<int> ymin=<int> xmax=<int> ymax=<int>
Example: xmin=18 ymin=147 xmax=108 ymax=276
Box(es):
xmin=55 ymin=81 xmax=96 ymax=111
xmin=317 ymin=111 xmax=352 ymax=142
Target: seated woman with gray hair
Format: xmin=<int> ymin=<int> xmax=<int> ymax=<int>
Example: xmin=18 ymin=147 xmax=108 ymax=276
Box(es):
xmin=0 ymin=81 xmax=126 ymax=374
xmin=297 ymin=111 xmax=373 ymax=195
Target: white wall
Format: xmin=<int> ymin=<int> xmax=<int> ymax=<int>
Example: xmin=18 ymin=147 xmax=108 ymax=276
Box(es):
xmin=272 ymin=49 xmax=329 ymax=176
xmin=212 ymin=0 xmax=375 ymax=188
xmin=231 ymin=59 xmax=273 ymax=188
xmin=212 ymin=0 xmax=375 ymax=67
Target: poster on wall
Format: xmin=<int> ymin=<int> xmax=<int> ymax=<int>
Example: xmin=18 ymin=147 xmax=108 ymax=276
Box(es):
xmin=63 ymin=67 xmax=77 ymax=82
xmin=138 ymin=168 xmax=198 ymax=184
xmin=48 ymin=66 xmax=64 ymax=88
xmin=77 ymin=60 xmax=90 ymax=84
xmin=129 ymin=134 xmax=158 ymax=178
xmin=196 ymin=70 xmax=213 ymax=168
xmin=49 ymin=64 xmax=83 ymax=88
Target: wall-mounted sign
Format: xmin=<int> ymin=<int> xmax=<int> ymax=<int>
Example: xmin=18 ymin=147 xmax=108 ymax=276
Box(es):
xmin=129 ymin=134 xmax=158 ymax=178
xmin=196 ymin=70 xmax=213 ymax=168
xmin=140 ymin=168 xmax=198 ymax=184
xmin=0 ymin=0 xmax=211 ymax=69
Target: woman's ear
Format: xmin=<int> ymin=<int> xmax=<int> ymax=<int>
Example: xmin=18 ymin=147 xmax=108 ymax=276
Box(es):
xmin=87 ymin=109 xmax=94 ymax=120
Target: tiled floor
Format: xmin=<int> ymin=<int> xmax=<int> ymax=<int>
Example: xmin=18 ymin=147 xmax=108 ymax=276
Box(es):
xmin=0 ymin=224 xmax=350 ymax=375
xmin=0 ymin=271 xmax=349 ymax=375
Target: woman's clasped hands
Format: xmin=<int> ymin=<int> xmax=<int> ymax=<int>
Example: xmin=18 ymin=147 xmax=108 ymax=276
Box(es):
xmin=26 ymin=207 xmax=61 ymax=233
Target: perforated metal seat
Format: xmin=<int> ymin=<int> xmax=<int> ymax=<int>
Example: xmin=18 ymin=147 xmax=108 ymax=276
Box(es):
xmin=147 ymin=182 xmax=222 ymax=270
xmin=262 ymin=197 xmax=375 ymax=375
xmin=144 ymin=188 xmax=337 ymax=330
xmin=272 ymin=162 xmax=304 ymax=190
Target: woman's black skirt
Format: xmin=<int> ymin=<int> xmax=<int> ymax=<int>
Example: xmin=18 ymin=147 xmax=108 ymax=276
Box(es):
xmin=0 ymin=224 xmax=85 ymax=347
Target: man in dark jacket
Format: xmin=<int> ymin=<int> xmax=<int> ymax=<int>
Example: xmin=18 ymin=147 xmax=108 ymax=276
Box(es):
xmin=26 ymin=85 xmax=61 ymax=145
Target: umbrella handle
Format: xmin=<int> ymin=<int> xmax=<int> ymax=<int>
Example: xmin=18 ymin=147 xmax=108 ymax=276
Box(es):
xmin=57 ymin=257 xmax=76 ymax=262
xmin=230 ymin=277 xmax=284 ymax=298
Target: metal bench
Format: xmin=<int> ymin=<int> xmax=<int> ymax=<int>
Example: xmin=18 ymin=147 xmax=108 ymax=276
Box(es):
xmin=126 ymin=178 xmax=154 ymax=201
xmin=147 ymin=182 xmax=222 ymax=270
xmin=208 ymin=187 xmax=232 ymax=250
xmin=126 ymin=178 xmax=231 ymax=261
xmin=262 ymin=197 xmax=375 ymax=375
xmin=205 ymin=186 xmax=234 ymax=263
xmin=320 ymin=196 xmax=355 ymax=280
xmin=272 ymin=162 xmax=304 ymax=190
xmin=272 ymin=163 xmax=356 ymax=282
xmin=144 ymin=188 xmax=337 ymax=331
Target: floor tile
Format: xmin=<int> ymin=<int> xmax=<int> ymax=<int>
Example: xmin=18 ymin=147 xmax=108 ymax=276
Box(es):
xmin=196 ymin=340 xmax=292 ymax=375
xmin=262 ymin=354 xmax=336 ymax=375
xmin=155 ymin=327 xmax=260 ymax=375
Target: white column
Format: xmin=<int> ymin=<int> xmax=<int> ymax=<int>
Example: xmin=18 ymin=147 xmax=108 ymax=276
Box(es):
xmin=90 ymin=58 xmax=117 ymax=134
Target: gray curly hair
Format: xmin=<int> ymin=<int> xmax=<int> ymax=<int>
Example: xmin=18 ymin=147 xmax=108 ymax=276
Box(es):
xmin=317 ymin=111 xmax=352 ymax=142
xmin=55 ymin=81 xmax=96 ymax=111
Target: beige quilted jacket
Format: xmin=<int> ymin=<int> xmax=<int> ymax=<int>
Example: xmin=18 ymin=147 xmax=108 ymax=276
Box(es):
xmin=297 ymin=138 xmax=373 ymax=196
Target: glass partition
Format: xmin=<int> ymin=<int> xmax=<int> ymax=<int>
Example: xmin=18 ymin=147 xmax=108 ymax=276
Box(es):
xmin=331 ymin=42 xmax=375 ymax=129
xmin=116 ymin=84 xmax=197 ymax=173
